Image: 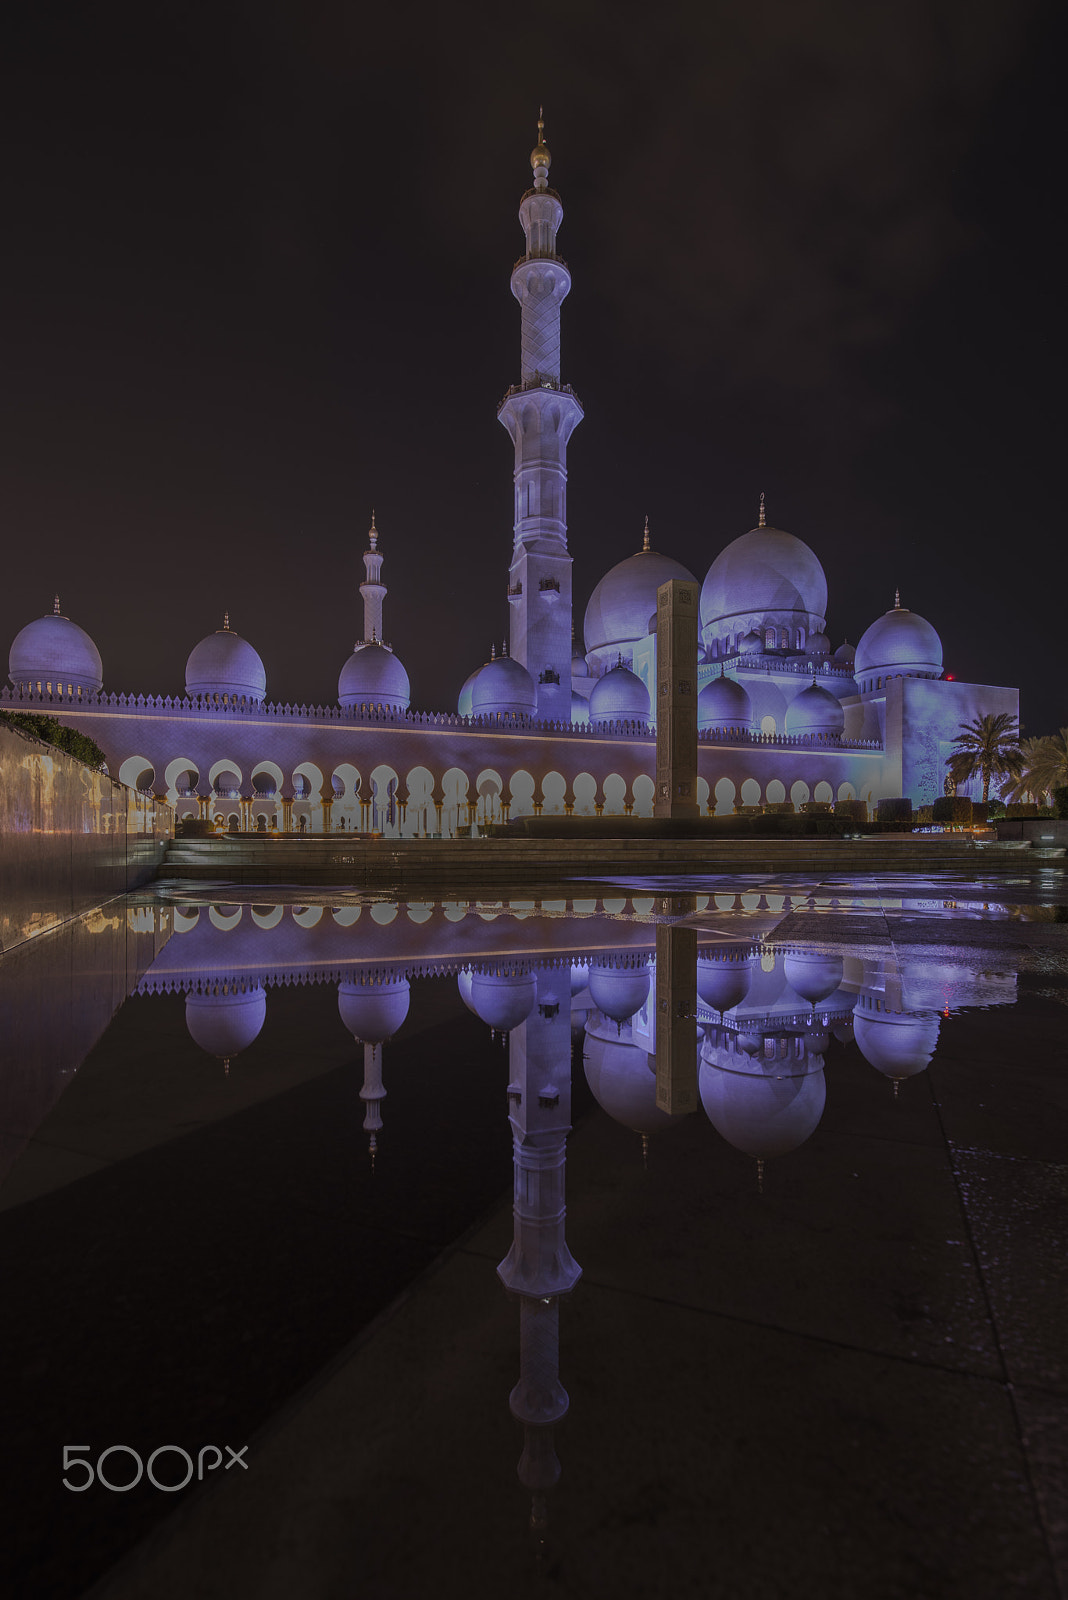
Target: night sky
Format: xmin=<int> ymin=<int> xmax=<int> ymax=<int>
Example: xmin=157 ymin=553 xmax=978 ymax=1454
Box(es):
xmin=1 ymin=3 xmax=1063 ymax=733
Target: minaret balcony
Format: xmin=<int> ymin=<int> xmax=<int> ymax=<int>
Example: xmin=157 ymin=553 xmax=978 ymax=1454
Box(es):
xmin=513 ymin=251 xmax=569 ymax=272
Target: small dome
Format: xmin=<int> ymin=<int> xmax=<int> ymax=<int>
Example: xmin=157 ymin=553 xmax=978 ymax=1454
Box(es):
xmin=470 ymin=653 xmax=537 ymax=717
xmin=805 ymin=631 xmax=831 ymax=656
xmin=469 ymin=969 xmax=537 ymax=1031
xmin=571 ymin=649 xmax=593 ymax=683
xmin=571 ymin=691 xmax=590 ymax=726
xmin=186 ymin=985 xmax=267 ymax=1063
xmin=854 ymin=596 xmax=942 ymax=683
xmin=588 ymin=660 xmax=650 ymax=724
xmin=338 ymin=977 xmax=411 ymax=1043
xmin=833 ymin=639 xmax=856 ymax=665
xmin=186 ymin=617 xmax=266 ymax=701
xmin=697 ymin=673 xmax=751 ymax=733
xmin=584 ymin=531 xmax=696 ymax=661
xmin=457 ymin=667 xmax=481 ymax=717
xmin=588 ymin=960 xmax=650 ymax=1024
xmin=700 ymin=517 xmax=829 ymax=639
xmin=739 ymin=628 xmax=764 ymax=655
xmin=853 ymin=1008 xmax=940 ymax=1081
xmin=338 ymin=641 xmax=410 ymax=710
xmin=697 ymin=949 xmax=752 ymax=1013
xmin=784 ymin=681 xmax=845 ymax=738
xmin=9 ymin=600 xmax=103 ymax=694
xmin=782 ymin=952 xmax=844 ymax=1007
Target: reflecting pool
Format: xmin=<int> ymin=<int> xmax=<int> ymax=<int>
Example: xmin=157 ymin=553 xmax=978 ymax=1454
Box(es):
xmin=2 ymin=871 xmax=1066 ymax=1598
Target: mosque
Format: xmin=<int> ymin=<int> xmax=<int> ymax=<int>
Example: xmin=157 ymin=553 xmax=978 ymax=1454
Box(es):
xmin=2 ymin=119 xmax=1018 ymax=834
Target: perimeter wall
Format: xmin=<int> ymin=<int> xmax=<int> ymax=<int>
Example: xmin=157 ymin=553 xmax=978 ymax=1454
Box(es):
xmin=0 ymin=723 xmax=173 ymax=952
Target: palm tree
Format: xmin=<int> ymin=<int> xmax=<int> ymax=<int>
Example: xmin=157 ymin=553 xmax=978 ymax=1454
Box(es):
xmin=1004 ymin=728 xmax=1068 ymax=805
xmin=946 ymin=713 xmax=1022 ymax=805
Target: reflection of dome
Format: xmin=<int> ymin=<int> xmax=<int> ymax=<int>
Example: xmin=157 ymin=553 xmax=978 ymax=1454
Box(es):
xmin=9 ymin=600 xmax=103 ymax=694
xmin=588 ymin=661 xmax=649 ymax=724
xmin=584 ymin=535 xmax=696 ymax=662
xmin=700 ymin=1058 xmax=826 ymax=1157
xmin=697 ymin=673 xmax=751 ymax=733
xmin=186 ymin=985 xmax=267 ymax=1064
xmin=470 ymin=653 xmax=537 ymax=717
xmin=700 ymin=518 xmax=829 ymax=640
xmin=697 ymin=949 xmax=752 ymax=1012
xmin=338 ymin=642 xmax=410 ymax=710
xmin=583 ymin=1025 xmax=676 ymax=1134
xmin=338 ymin=977 xmax=411 ymax=1042
xmin=469 ymin=969 xmax=537 ymax=1031
xmin=853 ymin=1007 xmax=940 ymax=1081
xmin=783 ymin=952 xmax=844 ymax=1007
xmin=588 ymin=961 xmax=650 ymax=1024
xmin=186 ymin=617 xmax=266 ymax=701
xmin=854 ymin=596 xmax=942 ymax=685
xmin=784 ymin=681 xmax=845 ymax=738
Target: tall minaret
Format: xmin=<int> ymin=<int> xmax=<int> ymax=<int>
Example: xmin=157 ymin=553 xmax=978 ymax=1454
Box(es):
xmin=359 ymin=512 xmax=386 ymax=644
xmin=497 ymin=112 xmax=583 ymax=720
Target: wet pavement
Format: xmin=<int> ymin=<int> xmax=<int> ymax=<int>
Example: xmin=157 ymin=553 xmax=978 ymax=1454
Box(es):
xmin=1 ymin=869 xmax=1065 ymax=1599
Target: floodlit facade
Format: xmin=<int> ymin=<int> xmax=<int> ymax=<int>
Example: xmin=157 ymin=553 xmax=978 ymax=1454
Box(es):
xmin=3 ymin=123 xmax=1018 ymax=833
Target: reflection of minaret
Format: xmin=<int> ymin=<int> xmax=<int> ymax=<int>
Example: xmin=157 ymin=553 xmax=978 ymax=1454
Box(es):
xmin=359 ymin=512 xmax=387 ymax=645
xmin=497 ymin=964 xmax=581 ymax=1544
xmin=498 ymin=112 xmax=583 ymax=720
xmin=338 ymin=974 xmax=411 ymax=1160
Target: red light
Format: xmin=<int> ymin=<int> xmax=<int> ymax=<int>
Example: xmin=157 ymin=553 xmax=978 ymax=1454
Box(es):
xmin=946 ymin=674 xmax=955 ymax=681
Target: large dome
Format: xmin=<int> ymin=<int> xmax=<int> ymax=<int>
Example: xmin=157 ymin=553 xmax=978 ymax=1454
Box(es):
xmin=338 ymin=641 xmax=410 ymax=710
xmin=584 ymin=525 xmax=696 ymax=665
xmin=470 ymin=652 xmax=537 ymax=717
xmin=700 ymin=508 xmax=828 ymax=644
xmin=186 ymin=616 xmax=266 ymax=702
xmin=9 ymin=599 xmax=103 ymax=694
xmin=588 ymin=660 xmax=650 ymax=724
xmin=854 ymin=595 xmax=942 ymax=687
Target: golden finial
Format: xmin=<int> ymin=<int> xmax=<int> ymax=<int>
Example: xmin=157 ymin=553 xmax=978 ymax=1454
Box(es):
xmin=369 ymin=509 xmax=378 ymax=550
xmin=53 ymin=593 xmax=61 ymax=615
xmin=758 ymin=492 xmax=766 ymax=529
xmin=894 ymin=587 xmax=901 ymax=609
xmin=643 ymin=515 xmax=651 ymax=552
xmin=531 ymin=107 xmax=551 ymax=179
xmin=223 ymin=611 xmax=230 ymax=630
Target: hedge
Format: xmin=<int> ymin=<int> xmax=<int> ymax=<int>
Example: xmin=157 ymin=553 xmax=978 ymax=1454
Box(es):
xmin=0 ymin=710 xmax=106 ymax=770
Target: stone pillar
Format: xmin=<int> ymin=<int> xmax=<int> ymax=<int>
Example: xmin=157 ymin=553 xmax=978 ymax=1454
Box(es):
xmin=239 ymin=795 xmax=254 ymax=832
xmin=281 ymin=797 xmax=294 ymax=833
xmin=654 ymin=919 xmax=698 ymax=1115
xmin=654 ymin=578 xmax=699 ymax=819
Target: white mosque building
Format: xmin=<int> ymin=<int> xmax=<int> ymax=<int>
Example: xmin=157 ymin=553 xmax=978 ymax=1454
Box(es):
xmin=3 ymin=119 xmax=1018 ymax=834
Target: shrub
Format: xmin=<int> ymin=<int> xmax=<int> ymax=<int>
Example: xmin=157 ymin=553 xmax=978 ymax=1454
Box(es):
xmin=877 ymin=797 xmax=913 ymax=826
xmin=932 ymin=796 xmax=973 ymax=825
xmin=0 ymin=710 xmax=106 ymax=770
xmin=1053 ymin=786 xmax=1068 ymax=820
xmin=833 ymin=799 xmax=868 ymax=825
xmin=1007 ymin=803 xmax=1039 ymax=818
xmin=915 ymin=805 xmax=933 ymax=826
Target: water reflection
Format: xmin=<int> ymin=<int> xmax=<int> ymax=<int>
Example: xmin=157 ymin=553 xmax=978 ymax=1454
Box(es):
xmin=0 ymin=883 xmax=1036 ymax=1571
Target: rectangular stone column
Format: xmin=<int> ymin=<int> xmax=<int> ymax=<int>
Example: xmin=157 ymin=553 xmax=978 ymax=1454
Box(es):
xmin=654 ymin=578 xmax=699 ymax=819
